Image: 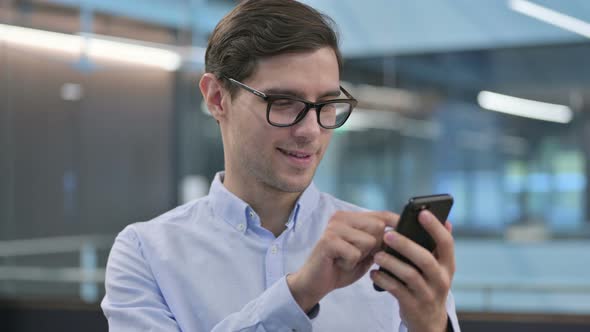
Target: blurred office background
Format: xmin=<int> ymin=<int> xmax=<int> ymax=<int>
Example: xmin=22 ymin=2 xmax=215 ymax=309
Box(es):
xmin=1 ymin=0 xmax=590 ymax=331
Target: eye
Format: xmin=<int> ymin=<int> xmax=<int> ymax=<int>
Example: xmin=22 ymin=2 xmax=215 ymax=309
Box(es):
xmin=270 ymin=99 xmax=305 ymax=112
xmin=274 ymin=100 xmax=298 ymax=107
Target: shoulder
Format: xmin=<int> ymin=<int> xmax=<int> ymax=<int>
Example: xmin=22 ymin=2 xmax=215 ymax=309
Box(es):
xmin=118 ymin=195 xmax=212 ymax=243
xmin=317 ymin=191 xmax=369 ymax=213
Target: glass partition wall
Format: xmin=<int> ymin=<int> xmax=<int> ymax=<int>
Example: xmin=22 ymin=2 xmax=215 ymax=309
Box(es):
xmin=1 ymin=1 xmax=590 ymax=316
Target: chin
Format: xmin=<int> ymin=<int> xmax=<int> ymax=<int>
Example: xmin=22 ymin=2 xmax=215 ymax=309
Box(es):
xmin=270 ymin=171 xmax=314 ymax=193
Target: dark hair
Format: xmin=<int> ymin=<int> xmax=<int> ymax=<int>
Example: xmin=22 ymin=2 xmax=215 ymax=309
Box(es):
xmin=205 ymin=0 xmax=342 ymax=98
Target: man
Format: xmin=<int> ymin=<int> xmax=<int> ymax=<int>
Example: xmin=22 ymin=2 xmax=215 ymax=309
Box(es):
xmin=102 ymin=1 xmax=460 ymax=331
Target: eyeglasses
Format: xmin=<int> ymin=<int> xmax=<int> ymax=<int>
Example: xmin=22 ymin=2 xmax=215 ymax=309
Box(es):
xmin=224 ymin=77 xmax=357 ymax=129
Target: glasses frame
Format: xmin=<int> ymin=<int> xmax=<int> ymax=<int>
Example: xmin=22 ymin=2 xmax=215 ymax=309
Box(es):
xmin=224 ymin=77 xmax=357 ymax=129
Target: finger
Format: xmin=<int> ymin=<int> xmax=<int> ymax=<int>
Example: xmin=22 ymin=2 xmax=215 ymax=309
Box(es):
xmin=370 ymin=269 xmax=414 ymax=304
xmin=418 ymin=210 xmax=455 ymax=275
xmin=382 ymin=230 xmax=439 ymax=276
xmin=444 ymin=219 xmax=453 ymax=233
xmin=327 ymin=237 xmax=363 ymax=271
xmin=368 ymin=211 xmax=400 ymax=229
xmin=330 ymin=212 xmax=388 ymax=249
xmin=434 ymin=220 xmax=452 ymax=260
xmin=331 ymin=224 xmax=379 ymax=258
xmin=360 ymin=212 xmax=399 ymax=253
xmin=373 ymin=249 xmax=433 ymax=301
xmin=343 ymin=211 xmax=388 ymax=235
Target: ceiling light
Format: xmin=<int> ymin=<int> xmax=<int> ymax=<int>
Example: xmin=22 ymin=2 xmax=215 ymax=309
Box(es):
xmin=477 ymin=90 xmax=573 ymax=123
xmin=509 ymin=0 xmax=590 ymax=39
xmin=0 ymin=24 xmax=181 ymax=71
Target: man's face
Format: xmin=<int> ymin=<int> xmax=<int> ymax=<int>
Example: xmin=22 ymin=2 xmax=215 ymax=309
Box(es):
xmin=223 ymin=47 xmax=340 ymax=193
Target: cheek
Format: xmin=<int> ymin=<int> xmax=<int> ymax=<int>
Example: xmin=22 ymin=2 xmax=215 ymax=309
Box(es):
xmin=321 ymin=131 xmax=333 ymax=149
xmin=239 ymin=120 xmax=276 ymax=156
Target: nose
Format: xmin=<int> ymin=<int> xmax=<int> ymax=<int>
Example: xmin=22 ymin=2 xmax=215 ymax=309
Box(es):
xmin=291 ymin=107 xmax=321 ymax=141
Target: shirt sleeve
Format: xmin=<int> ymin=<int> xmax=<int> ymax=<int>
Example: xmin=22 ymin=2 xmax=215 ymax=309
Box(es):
xmin=101 ymin=227 xmax=182 ymax=331
xmin=212 ymin=276 xmax=314 ymax=332
xmin=446 ymin=291 xmax=461 ymax=332
xmin=101 ymin=227 xmax=314 ymax=332
xmin=398 ymin=291 xmax=461 ymax=332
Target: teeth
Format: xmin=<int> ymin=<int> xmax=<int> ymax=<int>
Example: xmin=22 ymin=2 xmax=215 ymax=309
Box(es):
xmin=282 ymin=149 xmax=309 ymax=158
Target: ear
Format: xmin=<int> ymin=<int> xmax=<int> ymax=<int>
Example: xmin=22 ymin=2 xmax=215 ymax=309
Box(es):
xmin=199 ymin=73 xmax=228 ymax=122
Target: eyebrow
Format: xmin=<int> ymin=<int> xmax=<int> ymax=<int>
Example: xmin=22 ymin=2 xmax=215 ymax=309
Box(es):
xmin=262 ymin=88 xmax=342 ymax=100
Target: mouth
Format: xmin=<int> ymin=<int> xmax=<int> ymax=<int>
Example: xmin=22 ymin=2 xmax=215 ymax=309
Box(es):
xmin=277 ymin=148 xmax=312 ymax=158
xmin=277 ymin=147 xmax=315 ymax=167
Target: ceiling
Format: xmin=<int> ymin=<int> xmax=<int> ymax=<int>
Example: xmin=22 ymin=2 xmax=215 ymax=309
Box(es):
xmin=31 ymin=0 xmax=590 ymax=57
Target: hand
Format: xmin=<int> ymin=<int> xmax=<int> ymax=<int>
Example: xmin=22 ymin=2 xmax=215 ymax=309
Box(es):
xmin=287 ymin=211 xmax=399 ymax=312
xmin=370 ymin=210 xmax=455 ymax=332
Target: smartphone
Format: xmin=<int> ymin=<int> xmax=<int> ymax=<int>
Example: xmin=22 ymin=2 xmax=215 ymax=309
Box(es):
xmin=374 ymin=194 xmax=453 ymax=292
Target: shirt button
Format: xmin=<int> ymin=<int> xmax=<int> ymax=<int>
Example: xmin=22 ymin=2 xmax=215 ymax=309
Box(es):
xmin=237 ymin=224 xmax=245 ymax=231
xmin=249 ymin=211 xmax=254 ymax=218
xmin=271 ymin=245 xmax=278 ymax=254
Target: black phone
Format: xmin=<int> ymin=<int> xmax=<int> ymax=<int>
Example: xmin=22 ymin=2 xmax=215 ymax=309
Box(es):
xmin=374 ymin=194 xmax=453 ymax=292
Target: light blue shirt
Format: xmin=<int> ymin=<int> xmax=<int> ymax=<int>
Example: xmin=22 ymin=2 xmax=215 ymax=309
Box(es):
xmin=102 ymin=172 xmax=460 ymax=331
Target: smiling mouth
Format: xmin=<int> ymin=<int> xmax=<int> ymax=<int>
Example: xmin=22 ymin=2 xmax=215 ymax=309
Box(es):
xmin=277 ymin=148 xmax=312 ymax=159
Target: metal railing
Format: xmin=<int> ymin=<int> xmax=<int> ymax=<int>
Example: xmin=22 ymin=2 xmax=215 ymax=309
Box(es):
xmin=453 ymin=281 xmax=590 ymax=313
xmin=1 ymin=235 xmax=590 ymax=313
xmin=0 ymin=235 xmax=115 ymax=302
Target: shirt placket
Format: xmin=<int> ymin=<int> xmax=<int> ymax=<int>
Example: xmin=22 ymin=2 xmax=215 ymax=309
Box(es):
xmin=246 ymin=206 xmax=295 ymax=290
xmin=264 ymin=234 xmax=286 ymax=289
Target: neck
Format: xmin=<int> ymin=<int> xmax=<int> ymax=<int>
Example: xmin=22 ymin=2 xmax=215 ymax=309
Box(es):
xmin=223 ymin=171 xmax=302 ymax=237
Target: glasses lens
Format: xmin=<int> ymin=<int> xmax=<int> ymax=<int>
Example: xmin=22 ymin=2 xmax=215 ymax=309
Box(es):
xmin=268 ymin=99 xmax=307 ymax=125
xmin=319 ymin=102 xmax=352 ymax=128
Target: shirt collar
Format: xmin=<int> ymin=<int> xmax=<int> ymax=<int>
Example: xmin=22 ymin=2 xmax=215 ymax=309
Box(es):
xmin=293 ymin=176 xmax=320 ymax=228
xmin=208 ymin=172 xmax=250 ymax=233
xmin=208 ymin=171 xmax=320 ymax=233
